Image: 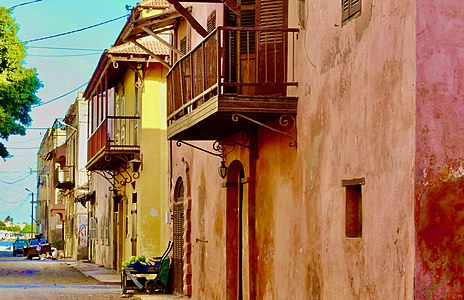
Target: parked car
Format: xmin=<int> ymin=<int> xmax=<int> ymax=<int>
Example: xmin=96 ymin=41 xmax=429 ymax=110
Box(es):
xmin=25 ymin=237 xmax=51 ymax=259
xmin=12 ymin=238 xmax=28 ymax=256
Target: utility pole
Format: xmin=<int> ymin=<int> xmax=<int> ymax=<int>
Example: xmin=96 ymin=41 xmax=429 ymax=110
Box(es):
xmin=25 ymin=188 xmax=34 ymax=238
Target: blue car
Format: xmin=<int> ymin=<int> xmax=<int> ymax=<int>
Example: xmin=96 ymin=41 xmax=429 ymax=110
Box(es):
xmin=12 ymin=239 xmax=28 ymax=256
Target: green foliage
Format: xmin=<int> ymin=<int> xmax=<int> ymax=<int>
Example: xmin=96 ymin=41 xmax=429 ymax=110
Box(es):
xmin=0 ymin=220 xmax=5 ymax=230
xmin=0 ymin=7 xmax=42 ymax=159
xmin=53 ymin=240 xmax=64 ymax=250
xmin=21 ymin=223 xmax=35 ymax=233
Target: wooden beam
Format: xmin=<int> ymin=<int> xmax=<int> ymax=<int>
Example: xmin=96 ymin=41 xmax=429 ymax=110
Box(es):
xmin=167 ymin=0 xmax=208 ymax=38
xmin=140 ymin=26 xmax=184 ymax=56
xmin=131 ymin=39 xmax=172 ymax=69
xmin=221 ymin=0 xmax=238 ymax=14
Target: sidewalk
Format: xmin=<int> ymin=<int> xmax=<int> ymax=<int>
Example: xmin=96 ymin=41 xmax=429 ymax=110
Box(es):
xmin=65 ymin=260 xmax=184 ymax=299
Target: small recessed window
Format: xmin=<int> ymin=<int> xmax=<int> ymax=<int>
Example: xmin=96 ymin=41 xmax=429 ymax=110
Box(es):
xmin=342 ymin=178 xmax=364 ymax=238
xmin=132 ymin=192 xmax=137 ymax=204
xmin=342 ymin=0 xmax=361 ymax=22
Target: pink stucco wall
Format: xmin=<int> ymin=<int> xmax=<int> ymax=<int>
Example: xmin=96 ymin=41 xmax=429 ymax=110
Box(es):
xmin=293 ymin=0 xmax=416 ymax=298
xmin=415 ymin=1 xmax=464 ymax=298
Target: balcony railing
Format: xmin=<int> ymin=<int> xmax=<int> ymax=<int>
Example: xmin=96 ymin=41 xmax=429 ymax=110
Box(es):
xmin=87 ymin=116 xmax=140 ymax=165
xmin=54 ymin=166 xmax=74 ymax=189
xmin=167 ymin=26 xmax=299 ymax=126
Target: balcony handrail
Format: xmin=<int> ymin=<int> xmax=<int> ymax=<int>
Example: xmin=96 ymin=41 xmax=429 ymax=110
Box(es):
xmin=87 ymin=115 xmax=140 ymax=163
xmin=88 ymin=115 xmax=140 ymax=141
xmin=167 ymin=83 xmax=218 ymax=122
xmin=167 ymin=26 xmax=299 ymax=124
xmin=167 ymin=26 xmax=299 ymax=75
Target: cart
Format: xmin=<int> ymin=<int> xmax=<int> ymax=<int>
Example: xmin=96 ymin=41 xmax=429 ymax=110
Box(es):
xmin=121 ymin=242 xmax=172 ymax=294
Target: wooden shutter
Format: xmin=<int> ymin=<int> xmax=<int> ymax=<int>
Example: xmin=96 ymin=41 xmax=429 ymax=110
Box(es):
xmin=207 ymin=10 xmax=216 ymax=33
xmin=258 ymin=0 xmax=285 ymax=43
xmin=342 ymin=0 xmax=361 ymax=22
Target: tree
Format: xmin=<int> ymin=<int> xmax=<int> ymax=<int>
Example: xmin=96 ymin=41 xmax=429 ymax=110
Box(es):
xmin=0 ymin=7 xmax=42 ymax=159
xmin=4 ymin=215 xmax=12 ymax=223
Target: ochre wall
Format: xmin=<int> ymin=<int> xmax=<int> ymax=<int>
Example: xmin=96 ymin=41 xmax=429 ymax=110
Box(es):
xmin=415 ymin=1 xmax=464 ymax=298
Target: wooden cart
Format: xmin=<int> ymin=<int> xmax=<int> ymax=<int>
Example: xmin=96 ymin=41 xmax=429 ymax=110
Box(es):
xmin=121 ymin=267 xmax=157 ymax=294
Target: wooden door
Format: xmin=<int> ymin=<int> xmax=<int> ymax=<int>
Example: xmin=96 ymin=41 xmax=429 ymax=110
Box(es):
xmin=173 ymin=181 xmax=184 ymax=294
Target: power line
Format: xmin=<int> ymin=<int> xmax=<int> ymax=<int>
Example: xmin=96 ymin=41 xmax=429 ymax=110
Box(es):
xmin=25 ymin=14 xmax=129 ymax=43
xmin=29 ymin=53 xmax=100 ymax=58
xmin=0 ymin=195 xmax=30 ymax=205
xmin=8 ymin=146 xmax=40 ymax=149
xmin=27 ymin=46 xmax=102 ymax=52
xmin=32 ymin=81 xmax=89 ymax=108
xmin=9 ymin=0 xmax=43 ymax=10
xmin=0 ymin=173 xmax=32 ymax=185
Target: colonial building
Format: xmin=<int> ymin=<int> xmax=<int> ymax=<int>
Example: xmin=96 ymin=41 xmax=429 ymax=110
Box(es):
xmin=153 ymin=0 xmax=462 ymax=298
xmin=82 ymin=1 xmax=174 ymax=271
xmin=60 ymin=94 xmax=90 ymax=260
xmin=36 ymin=120 xmax=66 ymax=245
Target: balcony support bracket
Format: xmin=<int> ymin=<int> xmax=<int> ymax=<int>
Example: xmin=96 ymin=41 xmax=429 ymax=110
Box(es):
xmin=88 ymin=155 xmax=140 ymax=191
xmin=232 ymin=113 xmax=297 ymax=148
xmin=176 ymin=140 xmax=225 ymax=159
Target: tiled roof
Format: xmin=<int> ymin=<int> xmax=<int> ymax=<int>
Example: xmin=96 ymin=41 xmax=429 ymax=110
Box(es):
xmin=108 ymin=36 xmax=170 ymax=56
xmin=137 ymin=0 xmax=169 ymax=8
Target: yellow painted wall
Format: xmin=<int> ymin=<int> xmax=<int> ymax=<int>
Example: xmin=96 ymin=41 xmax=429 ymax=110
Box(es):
xmin=116 ymin=62 xmax=169 ymax=265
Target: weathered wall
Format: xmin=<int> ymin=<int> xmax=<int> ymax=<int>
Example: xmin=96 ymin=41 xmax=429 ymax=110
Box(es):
xmin=170 ymin=142 xmax=228 ymax=299
xmin=135 ymin=65 xmax=170 ymax=259
xmin=170 ymin=0 xmax=418 ymax=298
xmin=415 ymin=1 xmax=464 ymax=298
xmin=292 ymin=0 xmax=416 ymax=298
xmin=91 ymin=175 xmax=113 ymax=269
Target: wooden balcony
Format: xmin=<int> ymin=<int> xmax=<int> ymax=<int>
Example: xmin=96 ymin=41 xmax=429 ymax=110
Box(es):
xmin=54 ymin=166 xmax=74 ymax=189
xmin=167 ymin=26 xmax=299 ymax=141
xmin=87 ymin=116 xmax=140 ymax=171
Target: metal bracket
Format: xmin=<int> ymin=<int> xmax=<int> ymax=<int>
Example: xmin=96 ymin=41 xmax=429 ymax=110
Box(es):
xmin=176 ymin=140 xmax=224 ymax=159
xmin=232 ymin=113 xmax=297 ymax=148
xmin=87 ymin=155 xmax=140 ymax=191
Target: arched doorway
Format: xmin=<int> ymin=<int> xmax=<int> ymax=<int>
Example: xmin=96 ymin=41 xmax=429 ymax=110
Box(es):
xmin=173 ymin=178 xmax=184 ymax=294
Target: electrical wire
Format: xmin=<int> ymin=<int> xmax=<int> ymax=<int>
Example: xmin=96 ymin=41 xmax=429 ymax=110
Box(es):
xmin=0 ymin=173 xmax=32 ymax=185
xmin=28 ymin=53 xmax=100 ymax=58
xmin=9 ymin=0 xmax=43 ymax=10
xmin=25 ymin=14 xmax=130 ymax=43
xmin=7 ymin=146 xmax=39 ymax=149
xmin=32 ymin=81 xmax=89 ymax=108
xmin=27 ymin=46 xmax=102 ymax=52
xmin=0 ymin=195 xmax=30 ymax=205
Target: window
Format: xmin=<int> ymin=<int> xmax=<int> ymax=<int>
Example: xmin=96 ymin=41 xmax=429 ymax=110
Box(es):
xmin=342 ymin=178 xmax=364 ymax=238
xmin=207 ymin=10 xmax=216 ymax=33
xmin=342 ymin=0 xmax=361 ymax=22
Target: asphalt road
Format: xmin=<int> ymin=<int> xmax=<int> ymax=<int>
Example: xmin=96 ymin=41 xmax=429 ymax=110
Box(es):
xmin=0 ymin=253 xmax=123 ymax=300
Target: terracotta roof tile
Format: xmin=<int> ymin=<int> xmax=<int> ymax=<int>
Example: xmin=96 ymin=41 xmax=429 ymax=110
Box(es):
xmin=137 ymin=0 xmax=169 ymax=8
xmin=108 ymin=36 xmax=170 ymax=56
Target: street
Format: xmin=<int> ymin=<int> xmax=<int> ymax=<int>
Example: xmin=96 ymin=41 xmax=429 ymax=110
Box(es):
xmin=0 ymin=253 xmax=122 ymax=300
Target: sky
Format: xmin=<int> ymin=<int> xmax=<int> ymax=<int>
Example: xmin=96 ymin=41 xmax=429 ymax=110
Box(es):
xmin=0 ymin=0 xmax=139 ymax=223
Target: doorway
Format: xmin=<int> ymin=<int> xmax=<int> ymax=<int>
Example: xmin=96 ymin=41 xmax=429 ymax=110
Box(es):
xmin=226 ymin=161 xmax=247 ymax=299
xmin=173 ymin=179 xmax=184 ymax=294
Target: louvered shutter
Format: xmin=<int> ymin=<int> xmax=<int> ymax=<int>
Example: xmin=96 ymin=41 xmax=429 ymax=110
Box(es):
xmin=342 ymin=0 xmax=361 ymax=22
xmin=342 ymin=0 xmax=350 ymax=21
xmin=351 ymin=0 xmax=361 ymax=16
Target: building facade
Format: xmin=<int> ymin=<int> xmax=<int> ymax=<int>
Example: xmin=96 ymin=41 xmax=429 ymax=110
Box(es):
xmin=82 ymin=1 xmax=173 ymax=270
xmin=36 ymin=120 xmax=67 ymax=245
xmin=61 ymin=94 xmax=90 ymax=260
xmin=156 ymin=0 xmax=462 ymax=298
